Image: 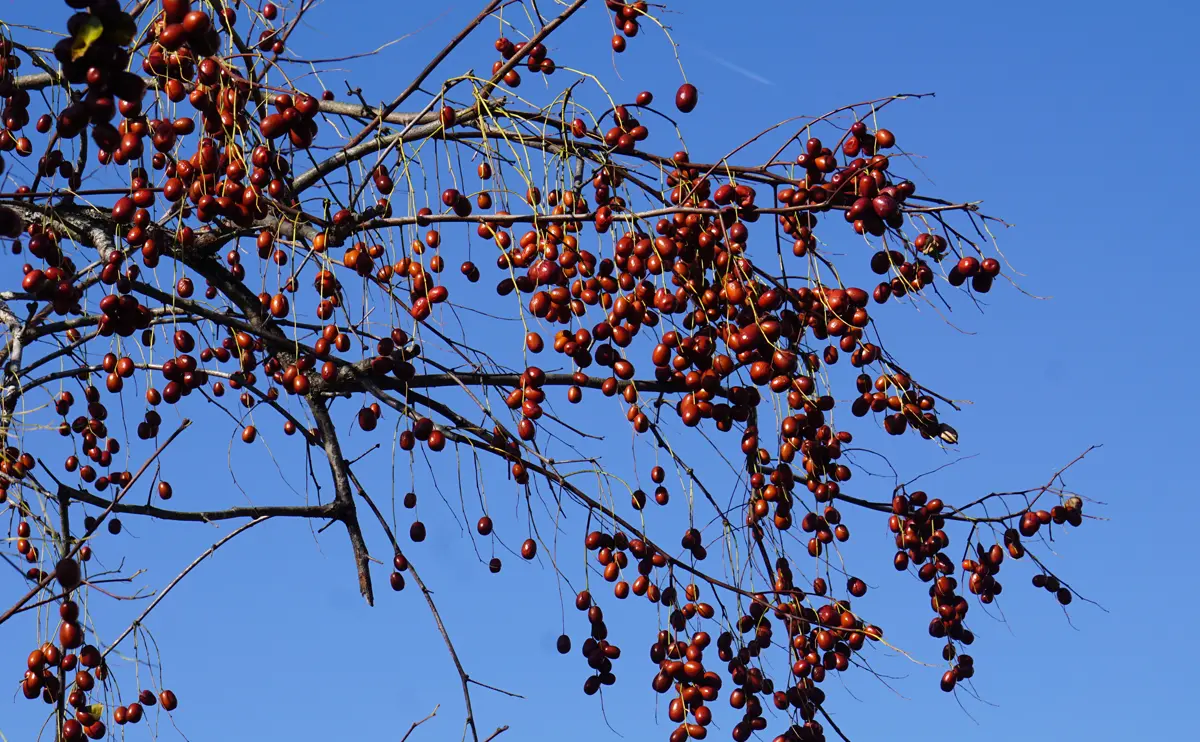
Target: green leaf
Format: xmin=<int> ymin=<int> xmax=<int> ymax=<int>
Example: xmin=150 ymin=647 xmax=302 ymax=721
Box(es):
xmin=69 ymin=15 xmax=105 ymax=62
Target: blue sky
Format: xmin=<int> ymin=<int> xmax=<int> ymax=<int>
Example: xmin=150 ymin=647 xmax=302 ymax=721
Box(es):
xmin=1 ymin=1 xmax=1196 ymax=740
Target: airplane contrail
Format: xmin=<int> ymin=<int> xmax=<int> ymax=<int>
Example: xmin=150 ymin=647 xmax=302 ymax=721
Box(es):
xmin=699 ymin=50 xmax=775 ymax=86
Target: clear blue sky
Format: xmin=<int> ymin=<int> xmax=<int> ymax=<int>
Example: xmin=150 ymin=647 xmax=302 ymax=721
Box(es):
xmin=1 ymin=1 xmax=1195 ymax=740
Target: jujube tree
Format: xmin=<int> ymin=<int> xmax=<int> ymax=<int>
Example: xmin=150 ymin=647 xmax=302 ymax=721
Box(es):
xmin=0 ymin=2 xmax=1096 ymax=741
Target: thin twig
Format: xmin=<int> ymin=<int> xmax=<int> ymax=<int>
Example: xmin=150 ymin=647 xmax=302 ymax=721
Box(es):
xmin=102 ymin=517 xmax=273 ymax=659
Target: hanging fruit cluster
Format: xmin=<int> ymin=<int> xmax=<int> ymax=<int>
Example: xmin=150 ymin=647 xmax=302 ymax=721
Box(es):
xmin=0 ymin=2 xmax=1097 ymax=741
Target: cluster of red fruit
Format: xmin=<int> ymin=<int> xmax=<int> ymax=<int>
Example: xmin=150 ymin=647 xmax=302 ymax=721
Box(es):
xmin=639 ymin=582 xmax=883 ymax=742
xmin=2 ymin=89 xmax=36 ymax=169
xmin=606 ymin=0 xmax=649 ymax=54
xmin=13 ymin=548 xmax=178 ymax=739
xmin=492 ymin=37 xmax=557 ymax=88
xmin=1 ymin=34 xmax=33 ymax=230
xmin=258 ymin=94 xmax=322 ymax=149
xmin=50 ymin=3 xmax=143 ymax=158
xmin=849 ymin=371 xmax=954 ymax=441
xmin=253 ymin=3 xmax=286 ymax=55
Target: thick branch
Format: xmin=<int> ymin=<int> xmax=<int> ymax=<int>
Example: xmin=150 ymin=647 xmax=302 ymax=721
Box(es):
xmin=307 ymin=396 xmax=375 ymax=605
xmin=61 ymin=486 xmax=335 ymax=523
